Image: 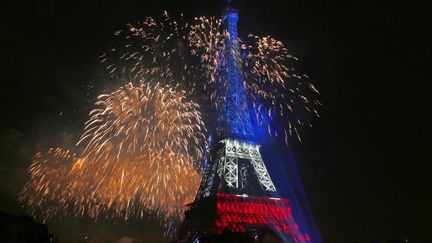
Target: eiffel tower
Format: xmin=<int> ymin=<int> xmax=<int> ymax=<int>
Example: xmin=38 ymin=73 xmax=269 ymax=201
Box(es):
xmin=176 ymin=7 xmax=312 ymax=243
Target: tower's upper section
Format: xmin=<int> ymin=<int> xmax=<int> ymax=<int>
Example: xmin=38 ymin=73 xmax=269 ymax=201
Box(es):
xmin=218 ymin=9 xmax=255 ymax=141
xmin=223 ymin=8 xmax=239 ymax=30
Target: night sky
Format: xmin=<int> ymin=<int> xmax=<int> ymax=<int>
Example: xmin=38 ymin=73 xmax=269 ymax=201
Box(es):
xmin=1 ymin=0 xmax=430 ymax=242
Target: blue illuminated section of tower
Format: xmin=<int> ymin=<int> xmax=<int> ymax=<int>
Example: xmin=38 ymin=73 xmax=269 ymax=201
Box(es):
xmin=222 ymin=9 xmax=255 ymax=139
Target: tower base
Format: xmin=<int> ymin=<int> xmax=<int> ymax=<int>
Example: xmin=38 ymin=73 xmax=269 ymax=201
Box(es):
xmin=177 ymin=194 xmax=310 ymax=243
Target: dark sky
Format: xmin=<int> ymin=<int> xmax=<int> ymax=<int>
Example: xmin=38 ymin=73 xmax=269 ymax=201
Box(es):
xmin=0 ymin=0 xmax=430 ymax=242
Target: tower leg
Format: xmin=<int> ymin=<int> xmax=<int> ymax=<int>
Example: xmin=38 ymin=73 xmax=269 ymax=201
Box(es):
xmin=224 ymin=154 xmax=239 ymax=188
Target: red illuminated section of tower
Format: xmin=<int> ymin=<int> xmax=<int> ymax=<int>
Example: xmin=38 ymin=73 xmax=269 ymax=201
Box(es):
xmin=214 ymin=193 xmax=311 ymax=242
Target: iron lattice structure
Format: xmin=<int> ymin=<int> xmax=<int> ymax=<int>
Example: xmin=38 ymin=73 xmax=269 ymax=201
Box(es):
xmin=224 ymin=9 xmax=254 ymax=138
xmin=177 ymin=8 xmax=311 ymax=243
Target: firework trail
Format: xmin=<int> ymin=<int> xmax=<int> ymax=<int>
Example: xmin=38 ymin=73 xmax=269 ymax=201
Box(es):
xmin=20 ymin=82 xmax=206 ymax=223
xmin=103 ymin=12 xmax=320 ymax=144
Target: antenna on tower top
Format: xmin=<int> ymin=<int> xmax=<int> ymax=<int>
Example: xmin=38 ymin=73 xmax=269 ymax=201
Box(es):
xmin=222 ymin=0 xmax=238 ymax=23
xmin=225 ymin=0 xmax=235 ymax=12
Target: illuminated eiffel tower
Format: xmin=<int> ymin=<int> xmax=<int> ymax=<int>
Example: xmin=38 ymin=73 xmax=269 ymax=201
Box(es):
xmin=177 ymin=7 xmax=312 ymax=243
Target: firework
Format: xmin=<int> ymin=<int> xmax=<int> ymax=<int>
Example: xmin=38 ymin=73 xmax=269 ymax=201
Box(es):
xmin=76 ymin=81 xmax=205 ymax=220
xmin=241 ymin=34 xmax=321 ymax=142
xmin=103 ymin=12 xmax=319 ymax=143
xmin=101 ymin=11 xmax=200 ymax=90
xmin=19 ymin=148 xmax=79 ymax=220
xmin=20 ymin=82 xmax=206 ymax=222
